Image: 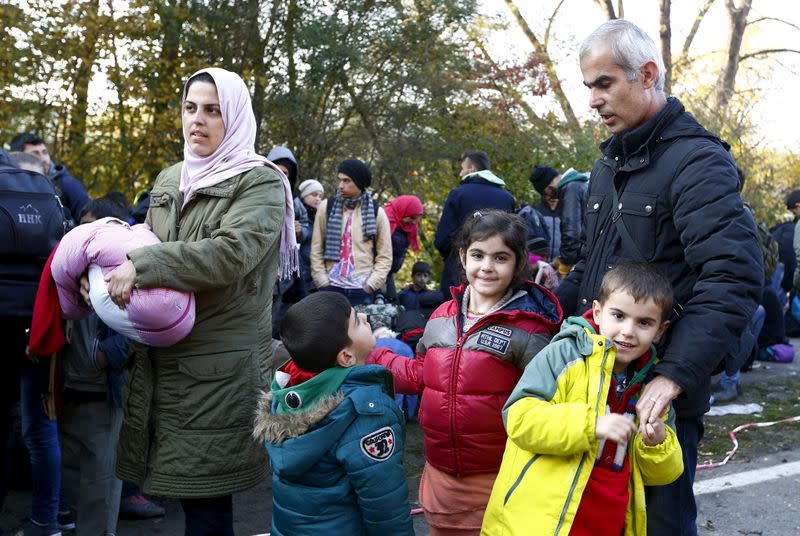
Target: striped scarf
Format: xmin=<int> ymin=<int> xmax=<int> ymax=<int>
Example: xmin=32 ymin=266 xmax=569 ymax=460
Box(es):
xmin=323 ymin=191 xmax=378 ymax=261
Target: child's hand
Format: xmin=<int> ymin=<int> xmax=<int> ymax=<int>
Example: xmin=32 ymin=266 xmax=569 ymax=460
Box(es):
xmin=595 ymin=414 xmax=637 ymax=443
xmin=641 ymin=420 xmax=666 ymax=446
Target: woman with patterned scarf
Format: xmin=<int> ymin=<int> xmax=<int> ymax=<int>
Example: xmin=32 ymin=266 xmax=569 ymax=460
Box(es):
xmin=310 ymin=158 xmax=392 ymax=305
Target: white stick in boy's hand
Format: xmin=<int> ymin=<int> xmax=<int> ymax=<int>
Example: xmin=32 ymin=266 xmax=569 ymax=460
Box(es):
xmin=641 ymin=420 xmax=666 ymax=447
xmin=595 ymin=414 xmax=637 ymax=444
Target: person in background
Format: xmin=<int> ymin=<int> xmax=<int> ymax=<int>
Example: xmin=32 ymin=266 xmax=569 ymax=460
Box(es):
xmin=310 ymin=158 xmax=392 ymax=306
xmin=267 ymin=146 xmax=311 ymax=336
xmin=528 ymin=165 xmax=561 ymax=263
xmin=297 ymin=179 xmax=325 ymax=294
xmin=10 ymin=133 xmax=89 ymax=222
xmin=434 ymin=151 xmax=515 ymax=301
xmin=383 ymin=195 xmax=424 ymax=301
xmin=397 ymin=261 xmax=443 ymax=319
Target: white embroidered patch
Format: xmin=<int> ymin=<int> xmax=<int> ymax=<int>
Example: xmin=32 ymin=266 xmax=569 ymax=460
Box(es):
xmin=487 ymin=325 xmax=512 ymax=337
xmin=360 ymin=426 xmax=395 ymax=462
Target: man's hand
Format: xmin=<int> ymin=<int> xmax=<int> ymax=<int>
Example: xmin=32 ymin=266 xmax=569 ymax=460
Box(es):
xmin=641 ymin=420 xmax=667 ymax=446
xmin=595 ymin=414 xmax=637 ymax=443
xmin=105 ymin=260 xmax=137 ymax=309
xmin=294 ymin=220 xmax=302 ymax=240
xmin=363 ymin=284 xmax=374 ymax=294
xmin=636 ymin=375 xmax=682 ymax=434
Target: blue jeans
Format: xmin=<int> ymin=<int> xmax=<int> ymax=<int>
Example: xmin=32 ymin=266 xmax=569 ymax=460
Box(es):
xmin=20 ymin=361 xmax=67 ymax=524
xmin=646 ymin=416 xmax=704 ymax=536
xmin=319 ymin=285 xmax=374 ymax=306
xmin=721 ymin=303 xmax=766 ymax=385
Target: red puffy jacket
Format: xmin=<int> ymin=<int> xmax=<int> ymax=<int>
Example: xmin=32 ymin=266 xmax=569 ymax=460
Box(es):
xmin=369 ymin=283 xmax=561 ymax=476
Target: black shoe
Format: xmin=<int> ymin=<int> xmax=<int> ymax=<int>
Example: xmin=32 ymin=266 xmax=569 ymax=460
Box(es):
xmin=57 ymin=511 xmax=75 ymax=531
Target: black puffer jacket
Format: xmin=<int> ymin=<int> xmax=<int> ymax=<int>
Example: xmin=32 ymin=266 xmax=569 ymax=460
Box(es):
xmin=556 ymin=97 xmax=763 ymax=418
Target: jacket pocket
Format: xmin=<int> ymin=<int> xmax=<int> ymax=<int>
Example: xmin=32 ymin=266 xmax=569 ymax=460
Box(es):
xmin=503 ymin=454 xmax=539 ymax=506
xmin=585 ymin=194 xmax=606 ymax=240
xmin=618 ymin=192 xmax=658 ymax=260
xmin=146 ymin=193 xmax=176 ymax=242
xmin=176 ymin=350 xmax=255 ymax=430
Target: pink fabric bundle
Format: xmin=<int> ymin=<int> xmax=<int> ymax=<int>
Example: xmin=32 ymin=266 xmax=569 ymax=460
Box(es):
xmin=51 ymin=217 xmax=195 ymax=347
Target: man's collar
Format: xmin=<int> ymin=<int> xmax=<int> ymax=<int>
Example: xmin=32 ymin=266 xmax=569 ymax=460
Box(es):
xmin=600 ymin=96 xmax=684 ymax=160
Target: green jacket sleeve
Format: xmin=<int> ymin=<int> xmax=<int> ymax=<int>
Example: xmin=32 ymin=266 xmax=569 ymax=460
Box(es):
xmin=129 ymin=167 xmax=285 ymax=292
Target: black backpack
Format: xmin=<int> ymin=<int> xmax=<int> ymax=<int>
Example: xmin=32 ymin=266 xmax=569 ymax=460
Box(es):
xmin=0 ymin=165 xmax=69 ymax=317
xmin=516 ymin=204 xmax=550 ymax=253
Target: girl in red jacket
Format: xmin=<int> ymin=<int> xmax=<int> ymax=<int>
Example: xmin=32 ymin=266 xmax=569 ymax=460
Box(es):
xmin=369 ymin=210 xmax=562 ymax=534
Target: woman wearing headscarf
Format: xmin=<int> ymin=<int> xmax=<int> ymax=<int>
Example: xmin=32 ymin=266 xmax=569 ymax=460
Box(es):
xmin=383 ymin=195 xmax=423 ymax=300
xmin=100 ymin=67 xmax=296 ymax=534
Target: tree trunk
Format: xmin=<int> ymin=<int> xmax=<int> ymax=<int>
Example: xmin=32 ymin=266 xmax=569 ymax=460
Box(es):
xmin=716 ymin=0 xmax=753 ymax=109
xmin=659 ymin=0 xmax=672 ymax=94
xmin=67 ymin=0 xmax=101 ymax=158
xmin=503 ymin=0 xmax=579 ymax=131
xmin=594 ymin=0 xmax=617 ymax=19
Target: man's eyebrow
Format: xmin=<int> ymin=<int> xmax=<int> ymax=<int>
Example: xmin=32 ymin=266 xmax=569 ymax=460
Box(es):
xmin=583 ymin=74 xmax=613 ymax=89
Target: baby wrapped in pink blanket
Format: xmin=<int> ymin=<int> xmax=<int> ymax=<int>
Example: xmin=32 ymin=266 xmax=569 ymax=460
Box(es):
xmin=52 ymin=217 xmax=195 ymax=347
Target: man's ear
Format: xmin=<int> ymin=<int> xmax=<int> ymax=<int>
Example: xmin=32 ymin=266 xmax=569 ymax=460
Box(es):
xmin=639 ymin=60 xmax=659 ymax=90
xmin=335 ymin=348 xmax=356 ymax=368
xmin=654 ymin=319 xmax=670 ymax=343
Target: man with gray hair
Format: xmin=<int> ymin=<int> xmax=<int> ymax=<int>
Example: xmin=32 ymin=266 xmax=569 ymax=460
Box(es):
xmin=555 ymin=19 xmax=762 ymax=536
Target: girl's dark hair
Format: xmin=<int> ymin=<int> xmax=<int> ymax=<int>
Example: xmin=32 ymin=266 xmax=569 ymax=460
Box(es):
xmin=455 ymin=209 xmax=530 ymax=285
xmin=79 ymin=197 xmax=129 ymax=222
xmin=183 ymin=72 xmax=216 ymax=99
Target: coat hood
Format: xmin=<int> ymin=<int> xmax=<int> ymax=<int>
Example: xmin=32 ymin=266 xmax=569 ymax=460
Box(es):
xmin=267 ymin=146 xmax=299 ymax=188
xmin=254 ymin=365 xmax=394 ymax=477
xmin=461 ymin=169 xmax=506 ymax=187
xmin=557 ymin=168 xmax=589 ymax=190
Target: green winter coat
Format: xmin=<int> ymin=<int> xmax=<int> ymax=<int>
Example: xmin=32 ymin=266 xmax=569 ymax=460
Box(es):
xmin=116 ymin=162 xmax=285 ymax=497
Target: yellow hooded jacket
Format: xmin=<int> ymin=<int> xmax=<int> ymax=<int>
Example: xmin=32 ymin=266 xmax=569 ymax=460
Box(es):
xmin=481 ymin=316 xmax=684 ymax=536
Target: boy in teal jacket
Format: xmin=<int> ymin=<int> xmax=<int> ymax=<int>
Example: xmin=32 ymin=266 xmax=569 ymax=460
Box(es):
xmin=253 ymin=291 xmax=413 ymax=535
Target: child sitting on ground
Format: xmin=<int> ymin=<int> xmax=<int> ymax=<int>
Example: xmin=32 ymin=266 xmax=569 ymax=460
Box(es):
xmin=253 ymin=291 xmax=413 ymax=536
xmin=481 ymin=262 xmax=684 ymax=536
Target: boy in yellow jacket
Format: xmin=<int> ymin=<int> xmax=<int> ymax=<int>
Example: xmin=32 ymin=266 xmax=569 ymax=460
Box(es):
xmin=482 ymin=262 xmax=683 ymax=536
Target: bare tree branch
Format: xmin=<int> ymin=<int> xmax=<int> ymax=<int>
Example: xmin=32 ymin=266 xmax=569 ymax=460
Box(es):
xmin=748 ymin=16 xmax=800 ymax=33
xmin=594 ymin=0 xmax=616 ymax=19
xmin=503 ymin=0 xmax=579 ymax=130
xmin=544 ymin=0 xmax=566 ymax=49
xmin=617 ymin=0 xmax=624 ymax=19
xmin=659 ymin=0 xmax=672 ymax=94
xmin=739 ymin=48 xmax=800 ymax=62
xmin=681 ymin=0 xmax=716 ymax=58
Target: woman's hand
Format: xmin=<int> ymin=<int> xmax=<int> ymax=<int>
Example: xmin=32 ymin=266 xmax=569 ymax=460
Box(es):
xmin=105 ymin=260 xmax=137 ymax=309
xmin=79 ymin=273 xmax=93 ymax=310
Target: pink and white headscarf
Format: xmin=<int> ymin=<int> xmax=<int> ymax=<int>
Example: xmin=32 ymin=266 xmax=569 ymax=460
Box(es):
xmin=178 ymin=67 xmax=298 ymax=279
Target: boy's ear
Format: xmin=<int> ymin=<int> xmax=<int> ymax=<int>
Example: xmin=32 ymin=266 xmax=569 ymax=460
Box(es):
xmin=591 ymin=300 xmax=602 ymax=325
xmin=335 ymin=348 xmax=356 ymax=368
xmin=654 ymin=319 xmax=670 ymax=343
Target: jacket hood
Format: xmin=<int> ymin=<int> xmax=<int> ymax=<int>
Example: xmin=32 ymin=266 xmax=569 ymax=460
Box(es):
xmin=449 ymin=281 xmax=563 ymax=333
xmin=253 ymin=365 xmax=393 ymax=476
xmin=461 ymin=169 xmax=506 ymax=187
xmin=557 ymin=168 xmax=589 ymax=190
xmin=266 ymin=146 xmax=298 ymax=187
